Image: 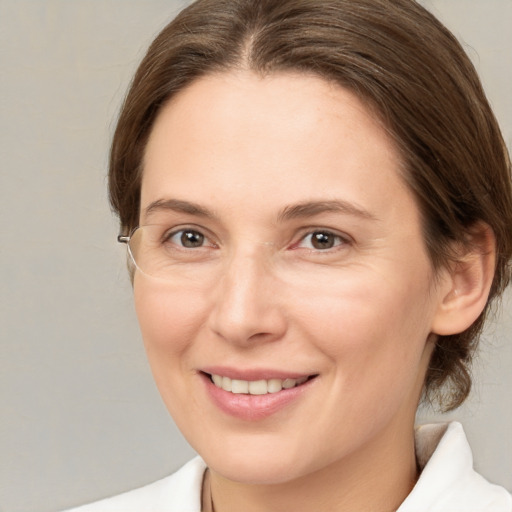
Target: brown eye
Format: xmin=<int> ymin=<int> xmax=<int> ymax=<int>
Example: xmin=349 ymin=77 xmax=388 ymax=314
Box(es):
xmin=297 ymin=231 xmax=346 ymax=251
xmin=179 ymin=230 xmax=205 ymax=248
xmin=163 ymin=229 xmax=207 ymax=248
xmin=311 ymin=232 xmax=336 ymax=249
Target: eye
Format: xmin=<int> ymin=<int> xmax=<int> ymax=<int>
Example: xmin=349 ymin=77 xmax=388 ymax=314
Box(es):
xmin=165 ymin=229 xmax=209 ymax=248
xmin=297 ymin=230 xmax=347 ymax=250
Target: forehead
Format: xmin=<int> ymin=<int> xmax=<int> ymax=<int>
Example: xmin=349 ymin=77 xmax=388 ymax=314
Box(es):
xmin=144 ymin=70 xmax=396 ymax=166
xmin=140 ymin=70 xmax=413 ymax=226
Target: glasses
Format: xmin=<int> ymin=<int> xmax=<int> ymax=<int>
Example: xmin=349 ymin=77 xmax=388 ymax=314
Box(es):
xmin=119 ymin=224 xmax=352 ymax=284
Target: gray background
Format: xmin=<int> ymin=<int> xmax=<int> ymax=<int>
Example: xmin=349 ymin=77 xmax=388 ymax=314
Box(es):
xmin=1 ymin=1 xmax=510 ymax=511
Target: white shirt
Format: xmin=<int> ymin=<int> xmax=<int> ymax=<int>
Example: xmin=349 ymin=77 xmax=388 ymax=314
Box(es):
xmin=64 ymin=422 xmax=512 ymax=512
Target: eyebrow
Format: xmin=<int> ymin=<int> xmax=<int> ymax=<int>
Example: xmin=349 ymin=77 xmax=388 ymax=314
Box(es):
xmin=277 ymin=200 xmax=377 ymax=222
xmin=143 ymin=198 xmax=377 ymax=224
xmin=143 ymin=198 xmax=216 ymax=221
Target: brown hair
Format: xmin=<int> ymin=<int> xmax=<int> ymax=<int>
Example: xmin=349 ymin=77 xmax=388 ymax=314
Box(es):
xmin=109 ymin=0 xmax=512 ymax=411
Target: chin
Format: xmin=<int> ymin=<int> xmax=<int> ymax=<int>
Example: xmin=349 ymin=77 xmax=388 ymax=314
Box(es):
xmin=194 ymin=431 xmax=332 ymax=485
xmin=208 ymin=455 xmax=306 ymax=485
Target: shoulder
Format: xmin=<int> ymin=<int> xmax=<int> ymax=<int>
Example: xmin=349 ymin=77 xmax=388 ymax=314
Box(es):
xmin=61 ymin=457 xmax=207 ymax=512
xmin=399 ymin=422 xmax=512 ymax=512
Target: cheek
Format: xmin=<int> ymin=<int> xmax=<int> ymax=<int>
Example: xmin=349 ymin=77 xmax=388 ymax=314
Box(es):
xmin=291 ymin=266 xmax=436 ymax=387
xmin=133 ymin=276 xmax=210 ymax=411
xmin=134 ymin=277 xmax=205 ymax=354
xmin=133 ymin=277 xmax=211 ymax=422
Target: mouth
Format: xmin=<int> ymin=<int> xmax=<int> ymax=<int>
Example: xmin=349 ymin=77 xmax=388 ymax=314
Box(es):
xmin=200 ymin=370 xmax=318 ymax=421
xmin=203 ymin=372 xmax=317 ymax=395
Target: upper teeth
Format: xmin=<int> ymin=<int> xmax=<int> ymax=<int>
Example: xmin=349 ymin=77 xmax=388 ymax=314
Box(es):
xmin=211 ymin=374 xmax=309 ymax=395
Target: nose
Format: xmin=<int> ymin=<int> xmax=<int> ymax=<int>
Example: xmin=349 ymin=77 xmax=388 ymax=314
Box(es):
xmin=207 ymin=249 xmax=287 ymax=346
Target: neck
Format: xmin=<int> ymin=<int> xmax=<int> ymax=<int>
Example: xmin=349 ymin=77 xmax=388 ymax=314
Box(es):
xmin=206 ymin=419 xmax=418 ymax=512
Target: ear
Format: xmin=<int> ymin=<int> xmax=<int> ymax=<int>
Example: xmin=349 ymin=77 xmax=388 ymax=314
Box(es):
xmin=431 ymin=223 xmax=496 ymax=336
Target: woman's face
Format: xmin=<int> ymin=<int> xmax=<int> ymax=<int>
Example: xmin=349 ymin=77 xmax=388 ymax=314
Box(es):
xmin=135 ymin=71 xmax=448 ymax=484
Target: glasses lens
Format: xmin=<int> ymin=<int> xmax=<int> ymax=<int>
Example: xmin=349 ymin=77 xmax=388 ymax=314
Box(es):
xmin=127 ymin=225 xmax=181 ymax=280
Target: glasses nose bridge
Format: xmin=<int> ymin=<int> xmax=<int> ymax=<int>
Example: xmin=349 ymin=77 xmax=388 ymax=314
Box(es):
xmin=208 ymin=240 xmax=286 ymax=344
xmin=212 ymin=238 xmax=278 ymax=310
xmin=225 ymin=236 xmax=277 ymax=276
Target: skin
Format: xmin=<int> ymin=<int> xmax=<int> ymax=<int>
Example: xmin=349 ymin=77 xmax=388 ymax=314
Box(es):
xmin=134 ymin=71 xmax=491 ymax=512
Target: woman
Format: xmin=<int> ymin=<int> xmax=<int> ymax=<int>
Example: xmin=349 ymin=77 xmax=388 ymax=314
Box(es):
xmin=67 ymin=0 xmax=512 ymax=510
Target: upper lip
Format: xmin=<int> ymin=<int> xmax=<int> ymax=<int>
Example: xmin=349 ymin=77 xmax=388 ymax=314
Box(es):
xmin=201 ymin=366 xmax=317 ymax=381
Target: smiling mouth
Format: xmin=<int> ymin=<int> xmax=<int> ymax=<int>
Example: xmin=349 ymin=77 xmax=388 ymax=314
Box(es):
xmin=206 ymin=373 xmax=317 ymax=395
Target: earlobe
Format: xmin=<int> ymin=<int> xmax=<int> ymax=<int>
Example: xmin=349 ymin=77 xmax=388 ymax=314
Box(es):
xmin=431 ymin=223 xmax=496 ymax=336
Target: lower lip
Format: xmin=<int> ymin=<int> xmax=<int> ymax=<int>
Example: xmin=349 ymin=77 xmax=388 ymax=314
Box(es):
xmin=201 ymin=373 xmax=316 ymax=421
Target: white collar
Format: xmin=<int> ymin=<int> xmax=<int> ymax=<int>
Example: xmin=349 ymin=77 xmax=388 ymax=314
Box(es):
xmin=398 ymin=422 xmax=511 ymax=511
